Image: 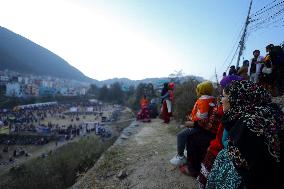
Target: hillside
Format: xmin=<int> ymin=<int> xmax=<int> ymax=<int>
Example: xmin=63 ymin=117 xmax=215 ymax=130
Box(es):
xmin=71 ymin=119 xmax=197 ymax=189
xmin=0 ymin=26 xmax=95 ymax=83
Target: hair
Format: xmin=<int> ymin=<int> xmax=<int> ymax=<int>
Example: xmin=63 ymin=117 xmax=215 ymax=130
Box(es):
xmin=253 ymin=50 xmax=260 ymax=54
xmin=266 ymin=44 xmax=274 ymax=50
xmin=163 ymin=82 xmax=169 ymax=88
xmin=243 ymin=60 xmax=249 ymax=66
xmin=224 ymin=84 xmax=231 ymax=95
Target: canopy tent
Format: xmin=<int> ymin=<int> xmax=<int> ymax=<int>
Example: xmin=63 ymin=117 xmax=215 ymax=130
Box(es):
xmin=69 ymin=107 xmax=78 ymax=112
xmin=36 ymin=125 xmax=51 ymax=134
xmin=14 ymin=102 xmax=57 ymax=110
xmin=86 ymin=107 xmax=94 ymax=112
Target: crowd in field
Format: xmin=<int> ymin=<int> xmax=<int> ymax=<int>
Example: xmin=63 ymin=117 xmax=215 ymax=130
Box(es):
xmin=0 ymin=101 xmax=111 ymax=135
xmin=0 ymin=101 xmax=118 ymax=168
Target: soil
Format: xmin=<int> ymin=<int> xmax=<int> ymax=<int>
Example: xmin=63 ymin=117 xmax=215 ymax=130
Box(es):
xmin=71 ymin=119 xmax=198 ymax=189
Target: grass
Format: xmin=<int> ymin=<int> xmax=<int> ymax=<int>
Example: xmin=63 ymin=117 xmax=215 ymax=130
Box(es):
xmin=0 ymin=135 xmax=114 ymax=189
xmin=97 ymin=146 xmax=126 ymax=177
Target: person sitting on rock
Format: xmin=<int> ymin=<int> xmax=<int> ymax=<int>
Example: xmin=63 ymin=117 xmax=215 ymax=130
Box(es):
xmin=170 ymin=81 xmax=216 ymax=176
xmin=137 ymin=95 xmax=151 ymax=122
xmin=148 ymin=99 xmax=158 ymax=118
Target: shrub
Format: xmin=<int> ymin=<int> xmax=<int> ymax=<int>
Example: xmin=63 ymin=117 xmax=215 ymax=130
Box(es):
xmin=173 ymin=79 xmax=199 ymax=122
xmin=1 ymin=136 xmax=115 ymax=189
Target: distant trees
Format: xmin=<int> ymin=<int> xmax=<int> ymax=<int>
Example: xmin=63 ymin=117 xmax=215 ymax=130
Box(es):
xmin=168 ymin=70 xmax=184 ymax=84
xmin=109 ymin=82 xmax=124 ymax=104
xmin=86 ymin=82 xmax=158 ymax=111
xmin=87 ymin=84 xmax=99 ymax=97
xmin=98 ymin=85 xmax=109 ymax=102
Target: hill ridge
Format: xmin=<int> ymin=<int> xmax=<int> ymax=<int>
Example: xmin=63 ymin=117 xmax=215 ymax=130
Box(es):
xmin=0 ymin=26 xmax=95 ymax=83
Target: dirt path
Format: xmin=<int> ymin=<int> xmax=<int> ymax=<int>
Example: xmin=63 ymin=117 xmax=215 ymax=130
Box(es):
xmin=72 ymin=119 xmax=198 ymax=189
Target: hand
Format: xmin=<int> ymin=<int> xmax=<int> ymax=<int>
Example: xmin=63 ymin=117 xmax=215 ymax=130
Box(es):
xmin=185 ymin=115 xmax=191 ymax=121
xmin=184 ymin=121 xmax=194 ymax=128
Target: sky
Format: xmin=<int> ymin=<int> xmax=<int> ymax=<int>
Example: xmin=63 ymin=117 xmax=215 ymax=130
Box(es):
xmin=0 ymin=0 xmax=283 ymax=81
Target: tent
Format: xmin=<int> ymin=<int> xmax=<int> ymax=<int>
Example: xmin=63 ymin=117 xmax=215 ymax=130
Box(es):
xmin=36 ymin=125 xmax=51 ymax=134
xmin=69 ymin=107 xmax=78 ymax=112
xmin=86 ymin=107 xmax=93 ymax=112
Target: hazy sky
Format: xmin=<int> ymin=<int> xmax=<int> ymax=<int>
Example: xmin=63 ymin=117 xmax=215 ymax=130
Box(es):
xmin=0 ymin=0 xmax=283 ymax=81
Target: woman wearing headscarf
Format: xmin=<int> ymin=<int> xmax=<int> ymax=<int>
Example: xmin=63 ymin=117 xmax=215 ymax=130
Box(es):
xmin=170 ymin=81 xmax=217 ymax=176
xmin=206 ymin=80 xmax=284 ymax=189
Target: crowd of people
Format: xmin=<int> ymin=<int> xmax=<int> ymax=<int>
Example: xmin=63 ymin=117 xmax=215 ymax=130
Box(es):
xmin=166 ymin=43 xmax=284 ymax=188
xmin=0 ymin=101 xmax=119 ymax=169
xmin=226 ymin=43 xmax=284 ymax=96
xmin=168 ymin=77 xmax=283 ymax=188
xmin=0 ymin=101 xmax=117 ymax=145
xmin=136 ymin=82 xmax=175 ymax=124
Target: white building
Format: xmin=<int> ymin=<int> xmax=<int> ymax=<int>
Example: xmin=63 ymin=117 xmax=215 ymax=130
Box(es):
xmin=0 ymin=75 xmax=9 ymax=82
xmin=6 ymin=83 xmax=23 ymax=97
xmin=79 ymin=88 xmax=87 ymax=95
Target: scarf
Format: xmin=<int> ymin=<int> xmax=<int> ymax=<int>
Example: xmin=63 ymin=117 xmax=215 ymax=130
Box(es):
xmin=223 ymin=80 xmax=283 ymax=163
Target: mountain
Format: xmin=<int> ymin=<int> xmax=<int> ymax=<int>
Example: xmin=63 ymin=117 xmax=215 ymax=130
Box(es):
xmin=100 ymin=75 xmax=204 ymax=88
xmin=0 ymin=26 xmax=96 ymax=83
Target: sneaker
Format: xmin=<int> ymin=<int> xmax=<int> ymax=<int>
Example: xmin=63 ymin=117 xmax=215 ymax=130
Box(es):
xmin=170 ymin=154 xmax=187 ymax=166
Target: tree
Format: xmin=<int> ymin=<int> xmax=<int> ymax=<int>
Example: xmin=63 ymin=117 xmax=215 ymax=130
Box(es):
xmin=87 ymin=84 xmax=99 ymax=97
xmin=98 ymin=85 xmax=109 ymax=102
xmin=168 ymin=70 xmax=184 ymax=84
xmin=126 ymin=85 xmax=135 ymax=97
xmin=108 ymin=82 xmax=124 ymax=104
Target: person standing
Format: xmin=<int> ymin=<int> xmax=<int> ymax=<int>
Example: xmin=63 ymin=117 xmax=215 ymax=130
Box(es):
xmin=266 ymin=44 xmax=284 ymax=95
xmin=161 ymin=83 xmax=170 ymax=123
xmin=228 ymin=66 xmax=237 ymax=75
xmin=248 ymin=50 xmax=264 ymax=83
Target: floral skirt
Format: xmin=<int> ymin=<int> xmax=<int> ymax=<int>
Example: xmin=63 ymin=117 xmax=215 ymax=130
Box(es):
xmin=206 ymin=149 xmax=243 ymax=189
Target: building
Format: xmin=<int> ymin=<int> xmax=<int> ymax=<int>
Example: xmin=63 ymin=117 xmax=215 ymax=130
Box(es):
xmin=39 ymin=87 xmax=56 ymax=96
xmin=6 ymin=83 xmax=23 ymax=97
xmin=79 ymin=88 xmax=87 ymax=95
xmin=24 ymin=84 xmax=39 ymax=96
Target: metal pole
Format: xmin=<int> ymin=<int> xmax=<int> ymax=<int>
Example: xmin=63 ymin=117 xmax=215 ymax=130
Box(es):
xmin=236 ymin=0 xmax=253 ymax=68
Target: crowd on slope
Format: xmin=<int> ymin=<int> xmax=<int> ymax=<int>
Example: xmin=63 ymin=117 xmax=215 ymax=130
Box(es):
xmin=168 ymin=43 xmax=284 ymax=189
